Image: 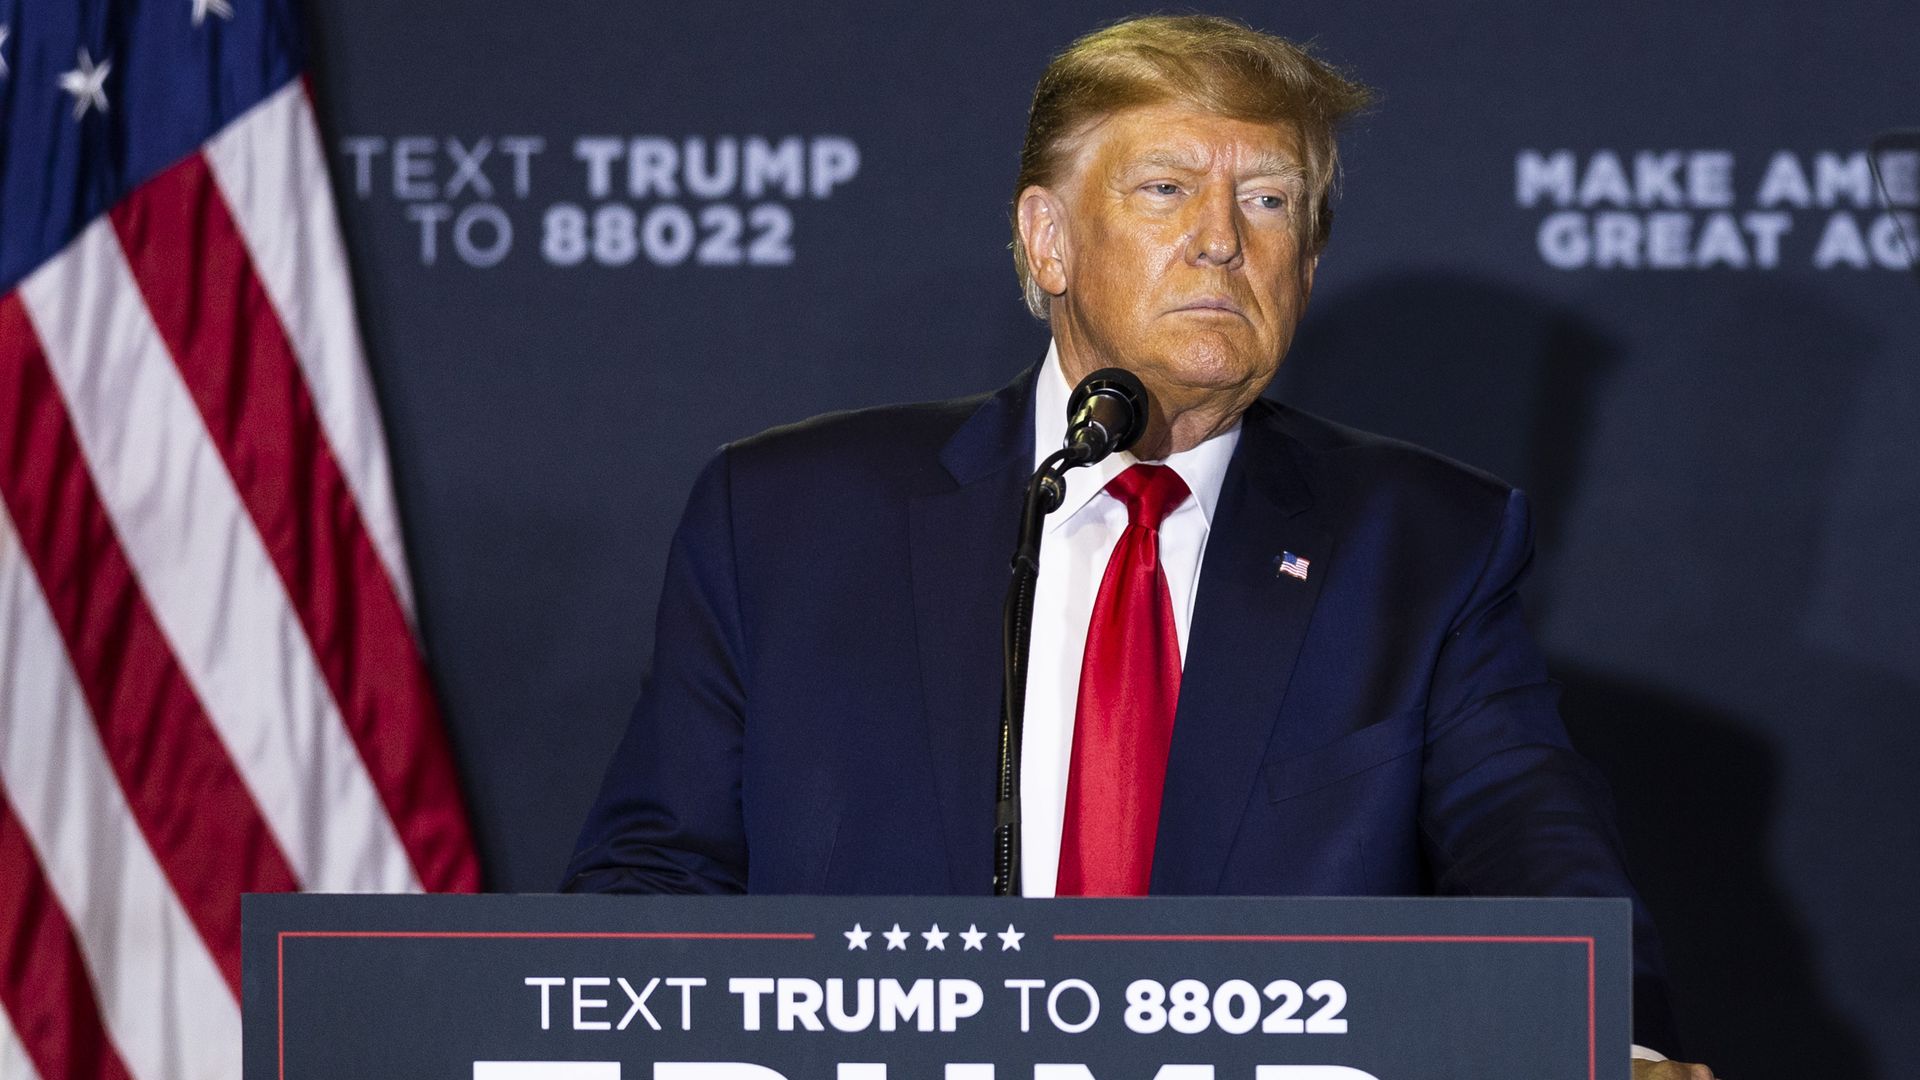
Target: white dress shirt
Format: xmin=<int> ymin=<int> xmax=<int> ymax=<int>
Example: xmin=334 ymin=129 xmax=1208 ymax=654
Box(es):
xmin=1018 ymin=342 xmax=1240 ymax=897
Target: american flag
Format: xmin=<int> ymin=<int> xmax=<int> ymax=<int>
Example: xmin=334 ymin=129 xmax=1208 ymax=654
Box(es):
xmin=1276 ymin=551 xmax=1310 ymax=580
xmin=0 ymin=1 xmax=480 ymax=1077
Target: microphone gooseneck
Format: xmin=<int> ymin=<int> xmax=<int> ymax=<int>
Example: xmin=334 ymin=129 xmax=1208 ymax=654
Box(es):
xmin=994 ymin=365 xmax=1154 ymax=897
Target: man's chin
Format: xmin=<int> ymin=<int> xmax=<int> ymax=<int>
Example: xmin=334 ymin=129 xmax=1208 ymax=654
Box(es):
xmin=1134 ymin=341 xmax=1274 ymax=397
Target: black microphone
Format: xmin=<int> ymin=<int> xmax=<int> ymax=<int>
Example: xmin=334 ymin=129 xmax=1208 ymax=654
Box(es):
xmin=1063 ymin=367 xmax=1149 ymax=465
xmin=994 ymin=363 xmax=1156 ymax=896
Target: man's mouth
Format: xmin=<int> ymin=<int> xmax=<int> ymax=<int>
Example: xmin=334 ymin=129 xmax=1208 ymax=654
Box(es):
xmin=1172 ymin=297 xmax=1243 ymax=316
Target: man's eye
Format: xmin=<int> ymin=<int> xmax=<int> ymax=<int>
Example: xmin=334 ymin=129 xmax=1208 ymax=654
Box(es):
xmin=1250 ymin=194 xmax=1289 ymax=211
xmin=1144 ymin=182 xmax=1181 ymax=196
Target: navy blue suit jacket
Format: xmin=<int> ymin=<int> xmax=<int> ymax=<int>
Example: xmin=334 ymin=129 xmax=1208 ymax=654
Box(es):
xmin=564 ymin=364 xmax=1677 ymax=1050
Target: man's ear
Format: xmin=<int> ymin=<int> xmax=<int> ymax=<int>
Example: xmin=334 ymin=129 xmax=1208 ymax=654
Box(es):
xmin=1300 ymin=252 xmax=1319 ymax=305
xmin=1016 ymin=186 xmax=1070 ymax=299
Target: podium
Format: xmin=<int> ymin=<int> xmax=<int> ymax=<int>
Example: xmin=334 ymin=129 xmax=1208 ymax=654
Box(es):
xmin=244 ymin=894 xmax=1628 ymax=1080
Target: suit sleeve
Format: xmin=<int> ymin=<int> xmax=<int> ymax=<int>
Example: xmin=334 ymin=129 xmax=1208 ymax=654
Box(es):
xmin=561 ymin=449 xmax=751 ymax=893
xmin=1417 ymin=487 xmax=1681 ymax=1055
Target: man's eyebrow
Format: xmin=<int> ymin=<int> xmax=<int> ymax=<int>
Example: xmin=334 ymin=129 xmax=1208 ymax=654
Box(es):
xmin=1239 ymin=155 xmax=1307 ymax=185
xmin=1122 ymin=148 xmax=1306 ymax=184
xmin=1123 ymin=148 xmax=1209 ymax=173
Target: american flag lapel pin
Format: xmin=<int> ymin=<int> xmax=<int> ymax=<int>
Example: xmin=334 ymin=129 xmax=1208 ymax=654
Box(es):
xmin=1274 ymin=551 xmax=1310 ymax=581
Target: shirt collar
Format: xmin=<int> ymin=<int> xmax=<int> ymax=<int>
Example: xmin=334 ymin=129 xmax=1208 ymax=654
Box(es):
xmin=1033 ymin=339 xmax=1240 ymax=531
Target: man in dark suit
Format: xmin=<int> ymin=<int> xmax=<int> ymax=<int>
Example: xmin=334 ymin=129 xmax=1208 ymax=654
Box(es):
xmin=565 ymin=15 xmax=1712 ymax=1078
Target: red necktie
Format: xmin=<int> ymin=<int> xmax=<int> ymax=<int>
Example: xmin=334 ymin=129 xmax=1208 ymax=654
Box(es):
xmin=1056 ymin=463 xmax=1191 ymax=896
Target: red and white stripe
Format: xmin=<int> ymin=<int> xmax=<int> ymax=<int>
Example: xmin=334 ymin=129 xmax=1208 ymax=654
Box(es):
xmin=0 ymin=1004 xmax=45 ymax=1080
xmin=201 ymin=78 xmax=418 ymax=620
xmin=0 ymin=81 xmax=479 ymax=1080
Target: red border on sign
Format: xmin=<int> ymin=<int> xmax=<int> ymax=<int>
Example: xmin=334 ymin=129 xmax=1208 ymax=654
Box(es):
xmin=1053 ymin=933 xmax=1598 ymax=1080
xmin=276 ymin=930 xmax=815 ymax=1080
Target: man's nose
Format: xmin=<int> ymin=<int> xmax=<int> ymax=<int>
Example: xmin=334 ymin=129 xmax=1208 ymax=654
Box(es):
xmin=1186 ymin=186 xmax=1244 ymax=268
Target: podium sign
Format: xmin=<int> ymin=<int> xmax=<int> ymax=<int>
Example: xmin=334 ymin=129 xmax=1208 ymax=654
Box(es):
xmin=244 ymin=895 xmax=1628 ymax=1080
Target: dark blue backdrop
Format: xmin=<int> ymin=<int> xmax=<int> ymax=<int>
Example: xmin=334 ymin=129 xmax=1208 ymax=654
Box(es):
xmin=304 ymin=2 xmax=1920 ymax=1075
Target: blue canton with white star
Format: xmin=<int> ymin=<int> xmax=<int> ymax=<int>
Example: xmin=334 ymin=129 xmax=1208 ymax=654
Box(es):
xmin=0 ymin=0 xmax=303 ymax=292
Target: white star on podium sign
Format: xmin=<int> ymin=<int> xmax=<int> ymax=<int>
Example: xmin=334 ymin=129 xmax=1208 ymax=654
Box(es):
xmin=959 ymin=924 xmax=987 ymax=951
xmin=882 ymin=923 xmax=911 ymax=951
xmin=844 ymin=924 xmax=871 ymax=950
xmin=997 ymin=924 xmax=1024 ymax=951
xmin=190 ymin=0 xmax=235 ymax=26
xmin=0 ymin=26 xmax=11 ymax=79
xmin=921 ymin=924 xmax=949 ymax=950
xmin=59 ymin=47 xmax=111 ymax=120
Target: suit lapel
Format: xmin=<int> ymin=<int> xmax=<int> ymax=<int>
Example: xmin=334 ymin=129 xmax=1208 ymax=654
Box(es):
xmin=1152 ymin=400 xmax=1331 ymax=894
xmin=907 ymin=368 xmax=1036 ymax=893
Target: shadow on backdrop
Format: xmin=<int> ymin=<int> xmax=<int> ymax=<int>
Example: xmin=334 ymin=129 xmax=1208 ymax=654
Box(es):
xmin=1273 ymin=272 xmax=1880 ymax=1076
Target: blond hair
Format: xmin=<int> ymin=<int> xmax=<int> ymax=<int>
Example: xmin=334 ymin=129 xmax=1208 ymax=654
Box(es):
xmin=1012 ymin=14 xmax=1373 ymax=318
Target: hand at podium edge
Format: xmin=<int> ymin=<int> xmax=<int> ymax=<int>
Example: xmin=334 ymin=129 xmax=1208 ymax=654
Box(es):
xmin=1634 ymin=1058 xmax=1718 ymax=1080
